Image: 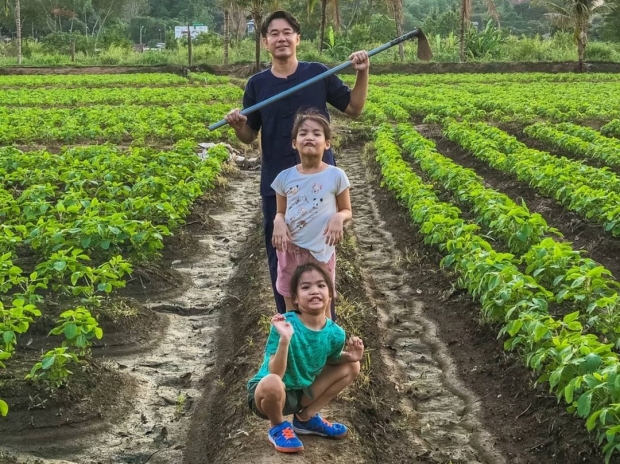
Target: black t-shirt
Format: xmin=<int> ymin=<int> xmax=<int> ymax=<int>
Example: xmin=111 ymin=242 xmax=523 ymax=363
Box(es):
xmin=244 ymin=62 xmax=352 ymax=196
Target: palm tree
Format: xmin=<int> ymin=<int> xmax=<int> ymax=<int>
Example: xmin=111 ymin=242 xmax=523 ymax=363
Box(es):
xmin=459 ymin=0 xmax=499 ymax=62
xmin=537 ymin=0 xmax=609 ymax=72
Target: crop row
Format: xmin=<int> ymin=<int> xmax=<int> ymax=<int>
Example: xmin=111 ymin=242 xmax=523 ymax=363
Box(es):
xmin=373 ymin=123 xmax=620 ymax=462
xmin=603 ymin=119 xmax=620 ymax=138
xmin=0 ymin=85 xmax=243 ymax=107
xmin=0 ymin=73 xmax=229 ymax=88
xmin=365 ymin=81 xmax=620 ymax=123
xmin=443 ymin=121 xmax=620 ymax=236
xmin=0 ymin=103 xmax=236 ymax=144
xmin=397 ymin=124 xmax=620 ymax=343
xmin=342 ymin=72 xmax=620 ymax=87
xmin=0 ymin=142 xmax=230 ymax=415
xmin=524 ymin=123 xmax=620 ymax=169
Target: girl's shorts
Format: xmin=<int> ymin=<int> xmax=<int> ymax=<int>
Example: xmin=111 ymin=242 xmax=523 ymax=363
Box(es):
xmin=247 ymin=382 xmax=309 ymax=419
xmin=276 ymin=245 xmax=335 ymax=298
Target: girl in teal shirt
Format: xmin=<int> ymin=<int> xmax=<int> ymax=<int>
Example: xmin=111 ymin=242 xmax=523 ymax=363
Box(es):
xmin=247 ymin=262 xmax=364 ymax=453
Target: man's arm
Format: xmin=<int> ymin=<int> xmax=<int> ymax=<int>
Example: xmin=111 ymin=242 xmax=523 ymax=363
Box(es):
xmin=224 ymin=109 xmax=259 ymax=144
xmin=344 ymin=51 xmax=370 ymax=118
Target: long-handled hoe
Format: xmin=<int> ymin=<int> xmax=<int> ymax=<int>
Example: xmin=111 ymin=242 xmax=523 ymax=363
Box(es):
xmin=208 ymin=28 xmax=433 ymax=131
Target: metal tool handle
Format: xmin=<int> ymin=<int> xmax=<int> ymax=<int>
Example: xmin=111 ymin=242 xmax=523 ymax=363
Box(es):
xmin=208 ymin=29 xmax=424 ymax=131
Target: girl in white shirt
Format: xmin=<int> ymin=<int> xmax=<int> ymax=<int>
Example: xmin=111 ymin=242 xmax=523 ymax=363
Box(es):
xmin=271 ymin=111 xmax=352 ymax=319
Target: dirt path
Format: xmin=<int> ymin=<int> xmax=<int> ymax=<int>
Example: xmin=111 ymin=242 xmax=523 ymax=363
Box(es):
xmin=0 ymin=169 xmax=261 ymax=464
xmin=337 ymin=147 xmax=505 ymax=464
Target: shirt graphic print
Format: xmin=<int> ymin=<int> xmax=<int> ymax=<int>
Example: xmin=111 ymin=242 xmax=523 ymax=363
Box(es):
xmin=272 ymin=165 xmax=350 ymax=263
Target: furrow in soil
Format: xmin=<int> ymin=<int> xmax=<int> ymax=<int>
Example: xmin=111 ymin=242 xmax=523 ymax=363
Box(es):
xmin=0 ymin=169 xmax=261 ymax=464
xmin=338 ymin=147 xmax=506 ymax=464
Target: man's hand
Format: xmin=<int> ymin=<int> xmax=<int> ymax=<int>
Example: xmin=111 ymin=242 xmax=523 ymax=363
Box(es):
xmin=272 ymin=314 xmax=294 ymax=341
xmin=225 ymin=108 xmax=248 ymax=132
xmin=349 ymin=50 xmax=369 ymax=73
xmin=341 ymin=336 xmax=364 ymax=363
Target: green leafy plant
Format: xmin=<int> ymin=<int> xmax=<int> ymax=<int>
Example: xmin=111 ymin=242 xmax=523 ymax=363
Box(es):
xmin=49 ymin=307 xmax=103 ymax=356
xmin=25 ymin=347 xmax=80 ymax=389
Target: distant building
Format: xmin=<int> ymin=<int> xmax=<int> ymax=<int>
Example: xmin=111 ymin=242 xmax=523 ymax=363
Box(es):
xmin=247 ymin=20 xmax=255 ymax=35
xmin=174 ymin=25 xmax=209 ymax=40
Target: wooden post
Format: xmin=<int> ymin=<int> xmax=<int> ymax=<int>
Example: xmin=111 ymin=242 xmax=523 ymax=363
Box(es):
xmin=187 ymin=24 xmax=193 ymax=67
xmin=15 ymin=0 xmax=22 ymax=65
xmin=224 ymin=9 xmax=229 ymax=66
xmin=71 ymin=40 xmax=76 ymax=62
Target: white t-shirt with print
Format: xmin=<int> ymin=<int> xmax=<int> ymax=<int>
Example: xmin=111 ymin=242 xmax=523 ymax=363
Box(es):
xmin=271 ymin=165 xmax=350 ymax=263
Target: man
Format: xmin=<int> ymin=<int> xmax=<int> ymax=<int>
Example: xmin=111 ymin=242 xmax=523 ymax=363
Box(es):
xmin=225 ymin=10 xmax=369 ymax=316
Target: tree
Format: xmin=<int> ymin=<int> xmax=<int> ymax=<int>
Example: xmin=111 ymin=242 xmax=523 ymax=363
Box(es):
xmin=231 ymin=0 xmax=276 ymax=71
xmin=387 ymin=0 xmax=404 ymax=60
xmin=307 ymin=0 xmax=342 ymax=52
xmin=536 ymin=0 xmax=610 ymax=71
xmin=599 ymin=0 xmax=619 ymax=41
xmin=459 ymin=0 xmax=499 ymax=62
xmin=223 ymin=5 xmax=229 ymax=64
xmin=3 ymin=0 xmax=23 ymax=64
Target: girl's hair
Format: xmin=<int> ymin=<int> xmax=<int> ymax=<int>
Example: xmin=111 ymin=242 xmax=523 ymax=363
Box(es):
xmin=290 ymin=262 xmax=334 ymax=302
xmin=291 ymin=110 xmax=332 ymax=141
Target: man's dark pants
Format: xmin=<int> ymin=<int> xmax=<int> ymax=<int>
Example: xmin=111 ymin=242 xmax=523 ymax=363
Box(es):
xmin=262 ymin=196 xmax=336 ymax=320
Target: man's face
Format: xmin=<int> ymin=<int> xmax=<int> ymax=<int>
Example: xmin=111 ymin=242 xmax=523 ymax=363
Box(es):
xmin=262 ymin=18 xmax=300 ymax=60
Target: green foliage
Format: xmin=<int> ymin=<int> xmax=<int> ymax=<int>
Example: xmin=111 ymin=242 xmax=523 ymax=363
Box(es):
xmin=466 ymin=20 xmax=506 ymax=59
xmin=585 ymin=42 xmax=620 ymax=61
xmin=323 ymin=26 xmax=353 ymax=61
xmin=422 ymin=5 xmax=460 ymax=37
xmin=41 ymin=32 xmax=93 ymax=55
xmin=49 ymin=307 xmax=103 ymax=356
xmin=599 ymin=1 xmax=620 ymax=41
xmin=99 ymin=20 xmax=132 ymax=49
xmin=165 ymin=32 xmax=179 ymax=51
xmin=373 ymin=123 xmax=620 ymax=462
xmin=193 ymin=32 xmax=222 ymax=47
xmin=97 ymin=45 xmax=129 ymax=65
xmin=135 ymin=51 xmax=170 ymax=65
xmin=0 ymin=86 xmax=232 ymax=414
xmin=25 ymin=347 xmax=80 ymax=390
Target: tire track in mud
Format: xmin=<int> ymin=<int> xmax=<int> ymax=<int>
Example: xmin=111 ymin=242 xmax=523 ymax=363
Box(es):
xmin=0 ymin=168 xmax=261 ymax=464
xmin=338 ymin=147 xmax=507 ymax=464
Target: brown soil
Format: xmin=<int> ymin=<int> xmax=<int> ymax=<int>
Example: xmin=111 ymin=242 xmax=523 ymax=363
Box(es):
xmin=184 ymin=214 xmax=434 ymax=464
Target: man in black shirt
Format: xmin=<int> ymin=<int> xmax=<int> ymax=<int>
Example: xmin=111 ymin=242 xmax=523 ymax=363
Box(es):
xmin=225 ymin=10 xmax=369 ymax=316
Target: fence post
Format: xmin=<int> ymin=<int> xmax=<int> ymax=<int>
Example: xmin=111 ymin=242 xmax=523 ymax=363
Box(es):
xmin=187 ymin=25 xmax=193 ymax=67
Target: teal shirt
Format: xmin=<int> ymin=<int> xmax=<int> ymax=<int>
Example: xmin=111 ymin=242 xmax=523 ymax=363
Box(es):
xmin=248 ymin=312 xmax=346 ymax=391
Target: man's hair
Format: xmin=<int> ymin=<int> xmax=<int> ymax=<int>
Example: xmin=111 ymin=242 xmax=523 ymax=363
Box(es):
xmin=291 ymin=110 xmax=332 ymax=141
xmin=290 ymin=262 xmax=334 ymax=301
xmin=260 ymin=10 xmax=301 ymax=37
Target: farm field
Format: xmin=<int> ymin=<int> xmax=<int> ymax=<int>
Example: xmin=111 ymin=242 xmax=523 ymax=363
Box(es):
xmin=1 ymin=70 xmax=620 ymax=464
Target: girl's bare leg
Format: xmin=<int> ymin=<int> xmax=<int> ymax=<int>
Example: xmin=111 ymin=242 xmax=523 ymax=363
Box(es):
xmin=297 ymin=362 xmax=360 ymax=420
xmin=254 ymin=374 xmax=287 ymax=427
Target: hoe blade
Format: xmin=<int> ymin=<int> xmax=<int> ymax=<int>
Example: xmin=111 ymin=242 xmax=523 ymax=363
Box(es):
xmin=416 ymin=29 xmax=433 ymax=61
